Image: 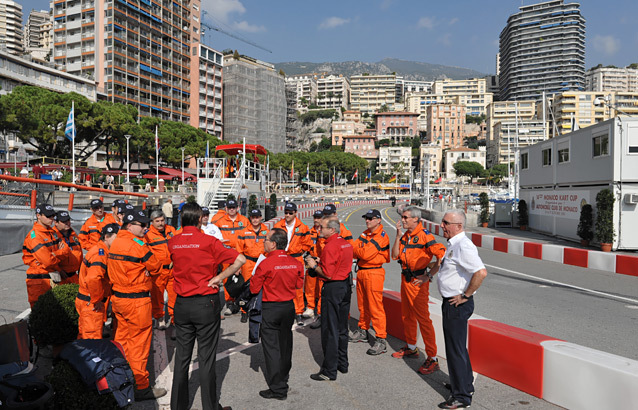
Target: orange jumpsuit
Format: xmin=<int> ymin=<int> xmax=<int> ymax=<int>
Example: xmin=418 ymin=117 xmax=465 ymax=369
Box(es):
xmin=395 ymin=222 xmax=446 ymax=358
xmin=79 ymin=213 xmax=116 ymax=250
xmin=107 ymin=230 xmax=162 ymax=390
xmin=215 ymin=213 xmax=250 ymax=301
xmin=353 ymin=224 xmax=390 ymax=339
xmin=305 ymin=225 xmax=323 ymax=313
xmin=209 ymin=209 xmax=227 ymax=225
xmin=22 ymin=222 xmax=71 ymax=307
xmin=76 ymin=241 xmax=110 ymax=339
xmin=236 ymin=223 xmax=268 ymax=281
xmin=273 ymin=217 xmax=312 ymax=314
xmin=55 ymin=228 xmax=83 ymax=285
xmin=144 ymin=225 xmax=177 ymax=320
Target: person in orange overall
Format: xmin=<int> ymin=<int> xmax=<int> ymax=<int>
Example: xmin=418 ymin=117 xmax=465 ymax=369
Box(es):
xmin=79 ymin=199 xmax=116 ymax=250
xmin=303 ymin=210 xmax=325 ymax=321
xmin=111 ymin=199 xmax=127 ymax=226
xmin=22 ymin=204 xmax=71 ymax=308
xmin=236 ymin=208 xmax=268 ymax=322
xmin=107 ymin=209 xmax=166 ymax=401
xmin=76 ymin=223 xmax=119 ymax=339
xmin=273 ymin=202 xmax=312 ymax=326
xmin=145 ymin=209 xmax=177 ymax=330
xmin=349 ymin=209 xmax=390 ymax=356
xmin=53 ymin=210 xmax=83 ymax=285
xmin=391 ymin=205 xmax=446 ymax=375
xmin=209 ymin=200 xmax=227 ymax=225
xmin=309 ymin=204 xmax=354 ymax=330
xmin=214 ymin=199 xmax=250 ymax=315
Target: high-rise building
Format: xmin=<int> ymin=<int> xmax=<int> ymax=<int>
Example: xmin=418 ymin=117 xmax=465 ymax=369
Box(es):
xmin=317 ymin=74 xmax=350 ymax=110
xmin=374 ymin=112 xmax=419 ymax=144
xmin=586 ymin=65 xmax=638 ymax=93
xmin=0 ymin=0 xmax=24 ymax=55
xmin=285 ymin=74 xmax=317 ymax=111
xmin=190 ymin=43 xmax=223 ymax=138
xmin=499 ymin=0 xmax=586 ymax=101
xmin=24 ymin=9 xmax=52 ymax=61
xmin=485 ymin=100 xmax=539 ymax=166
xmin=350 ymin=74 xmax=398 ymax=115
xmin=223 ymin=54 xmax=286 ymax=153
xmin=425 ymin=103 xmax=466 ymax=149
xmin=52 ymin=0 xmax=193 ymax=122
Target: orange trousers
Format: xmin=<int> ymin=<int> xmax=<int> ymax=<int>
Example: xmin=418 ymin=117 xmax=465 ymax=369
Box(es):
xmin=112 ymin=295 xmax=152 ymax=390
xmin=75 ymin=298 xmax=104 ymax=339
xmin=26 ymin=279 xmax=51 ymax=308
xmin=356 ymin=269 xmax=387 ymax=339
xmin=151 ymin=272 xmax=175 ymax=320
xmin=61 ymin=274 xmax=79 ymax=285
xmin=304 ymin=273 xmax=323 ymax=314
xmin=400 ymin=279 xmax=437 ymax=358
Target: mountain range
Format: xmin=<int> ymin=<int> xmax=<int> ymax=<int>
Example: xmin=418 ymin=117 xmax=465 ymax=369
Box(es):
xmin=274 ymin=58 xmax=486 ymax=81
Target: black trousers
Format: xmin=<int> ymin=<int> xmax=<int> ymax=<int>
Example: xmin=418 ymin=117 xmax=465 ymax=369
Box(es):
xmin=260 ymin=300 xmax=295 ymax=394
xmin=442 ymin=296 xmax=475 ymax=405
xmin=171 ymin=294 xmax=222 ymax=410
xmin=320 ymin=280 xmax=351 ymax=379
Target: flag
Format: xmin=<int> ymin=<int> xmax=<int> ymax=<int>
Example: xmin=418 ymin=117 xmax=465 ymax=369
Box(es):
xmin=64 ymin=104 xmax=75 ymax=142
xmin=306 ymin=163 xmax=310 ymax=181
xmin=388 ymin=175 xmax=397 ymax=183
xmin=434 ymin=177 xmax=442 ymax=183
xmin=155 ymin=126 xmax=160 ymax=152
xmin=365 ymin=170 xmax=370 ymax=182
xmin=290 ymin=160 xmax=294 ymax=179
xmin=351 ymin=169 xmax=358 ymax=181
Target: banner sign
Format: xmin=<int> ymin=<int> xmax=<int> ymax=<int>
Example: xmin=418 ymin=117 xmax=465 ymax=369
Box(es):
xmin=529 ymin=190 xmax=590 ymax=220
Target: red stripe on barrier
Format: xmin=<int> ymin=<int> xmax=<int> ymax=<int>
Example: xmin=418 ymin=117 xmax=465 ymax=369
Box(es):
xmin=523 ymin=242 xmax=542 ymax=259
xmin=434 ymin=225 xmax=440 ymax=236
xmin=382 ymin=290 xmax=405 ymax=341
xmin=563 ymin=247 xmax=589 ymax=268
xmin=493 ymin=237 xmax=509 ymax=253
xmin=468 ymin=319 xmax=560 ymax=398
xmin=615 ymin=255 xmax=638 ymax=277
xmin=471 ymin=233 xmax=482 ymax=247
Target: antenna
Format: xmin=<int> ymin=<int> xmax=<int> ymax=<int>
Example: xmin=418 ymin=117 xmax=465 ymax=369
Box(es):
xmin=200 ymin=11 xmax=272 ymax=54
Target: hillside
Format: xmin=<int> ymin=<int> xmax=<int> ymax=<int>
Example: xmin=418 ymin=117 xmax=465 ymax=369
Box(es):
xmin=275 ymin=58 xmax=486 ymax=81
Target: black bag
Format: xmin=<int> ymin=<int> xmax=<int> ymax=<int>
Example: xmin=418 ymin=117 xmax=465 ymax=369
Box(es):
xmin=224 ymin=273 xmax=246 ymax=299
xmin=0 ymin=364 xmax=53 ymax=409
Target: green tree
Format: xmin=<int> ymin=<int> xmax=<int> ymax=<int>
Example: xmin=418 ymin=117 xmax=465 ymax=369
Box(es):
xmin=453 ymin=161 xmax=485 ymax=184
xmin=318 ymin=137 xmax=332 ymax=152
xmin=378 ymin=104 xmax=390 ymax=113
xmin=465 ymin=114 xmax=486 ymax=125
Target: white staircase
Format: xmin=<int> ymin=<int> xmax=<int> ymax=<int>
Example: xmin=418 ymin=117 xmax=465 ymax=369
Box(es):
xmin=197 ymin=159 xmax=244 ymax=214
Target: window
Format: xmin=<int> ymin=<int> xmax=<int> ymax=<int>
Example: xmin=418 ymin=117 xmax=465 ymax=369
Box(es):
xmin=593 ymin=134 xmax=609 ymax=157
xmin=558 ymin=147 xmax=569 ymax=163
xmin=521 ymin=152 xmax=529 ymax=169
xmin=542 ymin=148 xmax=552 ymax=166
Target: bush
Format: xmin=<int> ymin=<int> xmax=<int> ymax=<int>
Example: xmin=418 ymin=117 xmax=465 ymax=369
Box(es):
xmin=478 ymin=192 xmax=490 ymax=224
xmin=518 ymin=200 xmax=529 ymax=226
xmin=47 ymin=360 xmax=123 ymax=410
xmin=595 ymin=189 xmax=615 ymax=243
xmin=29 ymin=284 xmax=79 ymax=346
xmin=269 ymin=193 xmax=277 ymax=205
xmin=186 ymin=195 xmax=197 ymax=203
xmin=577 ymin=204 xmax=594 ymax=242
xmin=248 ymin=194 xmax=258 ymax=212
xmin=226 ymin=193 xmax=236 ymax=202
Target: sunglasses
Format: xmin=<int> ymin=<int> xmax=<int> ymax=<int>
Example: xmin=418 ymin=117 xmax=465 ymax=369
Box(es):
xmin=401 ymin=215 xmax=415 ymax=220
xmin=284 ymin=211 xmax=295 ymax=215
xmin=442 ymin=220 xmax=460 ymax=226
xmin=130 ymin=222 xmax=148 ymax=228
xmin=364 ymin=216 xmax=378 ymax=221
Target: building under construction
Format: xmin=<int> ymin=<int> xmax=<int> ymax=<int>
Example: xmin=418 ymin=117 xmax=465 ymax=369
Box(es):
xmin=223 ymin=54 xmax=286 ymax=153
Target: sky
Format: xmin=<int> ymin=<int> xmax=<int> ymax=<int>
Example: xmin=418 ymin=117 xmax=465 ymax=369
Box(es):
xmin=22 ymin=0 xmax=638 ymax=74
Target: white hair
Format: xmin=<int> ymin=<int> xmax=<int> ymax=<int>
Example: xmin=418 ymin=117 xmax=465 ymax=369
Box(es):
xmin=444 ymin=209 xmax=466 ymax=228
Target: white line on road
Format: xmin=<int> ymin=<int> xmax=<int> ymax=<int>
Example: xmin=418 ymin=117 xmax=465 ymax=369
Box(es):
xmin=485 ymin=263 xmax=638 ymax=305
xmin=15 ymin=308 xmax=30 ymax=320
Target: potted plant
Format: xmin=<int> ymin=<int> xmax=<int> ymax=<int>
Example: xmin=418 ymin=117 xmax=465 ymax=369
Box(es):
xmin=577 ymin=204 xmax=594 ymax=246
xmin=518 ymin=199 xmax=529 ymax=230
xmin=595 ymin=189 xmax=615 ymax=252
xmin=265 ymin=193 xmax=277 ymax=221
xmin=478 ymin=192 xmax=490 ymax=227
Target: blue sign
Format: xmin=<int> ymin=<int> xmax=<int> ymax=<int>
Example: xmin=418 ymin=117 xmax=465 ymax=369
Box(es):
xmin=400 ymin=184 xmax=410 ymax=188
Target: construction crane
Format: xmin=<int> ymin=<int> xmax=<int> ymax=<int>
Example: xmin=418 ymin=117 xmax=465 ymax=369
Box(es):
xmin=200 ymin=10 xmax=272 ymax=54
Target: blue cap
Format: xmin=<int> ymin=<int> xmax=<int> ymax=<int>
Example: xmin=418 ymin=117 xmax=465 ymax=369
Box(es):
xmin=323 ymin=204 xmax=337 ymax=215
xmin=284 ymin=202 xmax=297 ymax=212
xmin=250 ymin=209 xmax=262 ymax=217
xmin=313 ymin=210 xmax=324 ymax=218
xmin=226 ymin=199 xmax=238 ymax=208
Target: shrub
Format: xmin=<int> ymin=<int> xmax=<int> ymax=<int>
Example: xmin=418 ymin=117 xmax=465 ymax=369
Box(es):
xmin=478 ymin=192 xmax=490 ymax=224
xmin=248 ymin=194 xmax=258 ymax=212
xmin=186 ymin=195 xmax=197 ymax=203
xmin=577 ymin=204 xmax=594 ymax=242
xmin=226 ymin=193 xmax=236 ymax=202
xmin=269 ymin=193 xmax=277 ymax=205
xmin=595 ymin=189 xmax=615 ymax=243
xmin=29 ymin=284 xmax=79 ymax=346
xmin=518 ymin=200 xmax=529 ymax=226
xmin=47 ymin=360 xmax=123 ymax=410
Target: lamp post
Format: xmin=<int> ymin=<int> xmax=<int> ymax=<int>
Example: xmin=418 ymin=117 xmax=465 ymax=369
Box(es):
xmin=181 ymin=147 xmax=185 ymax=185
xmin=125 ymin=134 xmax=131 ymax=183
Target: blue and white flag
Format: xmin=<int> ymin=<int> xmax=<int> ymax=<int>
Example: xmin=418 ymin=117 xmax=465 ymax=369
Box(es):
xmin=64 ymin=103 xmax=75 ymax=142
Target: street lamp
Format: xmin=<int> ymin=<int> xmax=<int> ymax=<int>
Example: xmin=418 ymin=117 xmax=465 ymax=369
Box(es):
xmin=181 ymin=147 xmax=185 ymax=184
xmin=125 ymin=134 xmax=131 ymax=183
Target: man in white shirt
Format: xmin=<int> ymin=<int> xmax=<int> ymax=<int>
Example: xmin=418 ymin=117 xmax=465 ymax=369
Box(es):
xmin=201 ymin=207 xmax=224 ymax=241
xmin=430 ymin=209 xmax=487 ymax=410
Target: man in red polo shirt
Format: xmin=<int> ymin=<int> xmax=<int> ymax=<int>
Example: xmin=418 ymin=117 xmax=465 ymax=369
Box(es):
xmin=250 ymin=228 xmax=304 ymax=401
xmin=168 ymin=202 xmax=245 ymax=410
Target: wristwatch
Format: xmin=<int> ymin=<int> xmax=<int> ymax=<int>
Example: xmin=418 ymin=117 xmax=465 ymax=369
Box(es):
xmin=460 ymin=293 xmax=470 ymax=300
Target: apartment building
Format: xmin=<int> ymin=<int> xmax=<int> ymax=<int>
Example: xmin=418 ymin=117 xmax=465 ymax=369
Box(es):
xmin=419 ymin=144 xmax=443 ymax=180
xmin=487 ymin=120 xmax=547 ymax=167
xmin=350 ymin=73 xmax=398 ymax=115
xmin=343 ymin=110 xmax=361 ymax=123
xmin=426 ymin=103 xmax=466 ymax=149
xmin=445 ymin=147 xmax=486 ymax=180
xmin=331 ymin=120 xmax=365 ymax=146
xmin=0 ymin=0 xmax=24 ymax=55
xmin=317 ymin=74 xmax=349 ymax=110
xmin=378 ymin=146 xmax=411 ymax=176
xmin=25 ymin=10 xmax=50 ymax=48
xmin=499 ymin=0 xmax=586 ymax=101
xmin=374 ymin=111 xmax=419 ymax=144
xmin=285 ymin=74 xmax=317 ymax=111
xmin=586 ymin=65 xmax=638 ymax=93
xmin=485 ymin=100 xmax=537 ymax=160
xmin=343 ymin=135 xmax=377 ymax=161
xmin=403 ymin=79 xmax=432 ymax=95
xmin=223 ymin=54 xmax=286 ymax=153
xmin=52 ymin=0 xmax=193 ymax=122
xmin=189 ymin=43 xmax=223 ymax=138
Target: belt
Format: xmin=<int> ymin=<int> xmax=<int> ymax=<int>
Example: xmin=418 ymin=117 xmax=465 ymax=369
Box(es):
xmin=112 ymin=290 xmax=150 ymax=299
xmin=245 ymin=255 xmax=258 ymax=262
xmin=76 ymin=292 xmax=90 ymax=302
xmin=289 ymin=252 xmax=303 ymax=258
xmin=177 ymin=293 xmax=216 ymax=299
xmin=358 ymin=266 xmax=383 ymax=270
xmin=26 ymin=274 xmax=51 ymax=280
xmin=324 ymin=278 xmax=349 ymax=283
xmin=442 ymin=295 xmax=473 ymax=301
xmin=66 ymin=271 xmax=78 ymax=277
xmin=162 ymin=264 xmax=172 ymax=269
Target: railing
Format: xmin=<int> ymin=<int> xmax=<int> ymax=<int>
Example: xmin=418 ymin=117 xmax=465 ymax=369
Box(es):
xmin=200 ymin=158 xmax=225 ymax=208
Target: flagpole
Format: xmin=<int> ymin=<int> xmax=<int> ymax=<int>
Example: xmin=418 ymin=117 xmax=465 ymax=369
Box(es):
xmin=242 ymin=137 xmax=246 ymax=186
xmin=71 ymin=101 xmax=75 ymax=186
xmin=206 ymin=141 xmax=209 ymax=177
xmin=155 ymin=126 xmax=159 ymax=191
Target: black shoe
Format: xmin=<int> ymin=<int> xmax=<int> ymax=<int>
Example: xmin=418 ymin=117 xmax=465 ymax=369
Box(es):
xmin=229 ymin=302 xmax=240 ymax=314
xmin=240 ymin=312 xmax=248 ymax=323
xmin=438 ymin=398 xmax=470 ymax=409
xmin=310 ymin=372 xmax=335 ymax=381
xmin=337 ymin=367 xmax=348 ymax=374
xmin=134 ymin=387 xmax=167 ymax=401
xmin=259 ymin=389 xmax=287 ymax=400
xmin=296 ymin=314 xmax=305 ymax=326
xmin=309 ymin=316 xmax=321 ymax=329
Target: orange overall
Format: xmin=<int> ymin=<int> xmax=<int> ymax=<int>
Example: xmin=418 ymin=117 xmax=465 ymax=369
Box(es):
xmin=145 ymin=225 xmax=177 ymax=321
xmin=396 ymin=223 xmax=446 ymax=358
xmin=215 ymin=213 xmax=250 ymax=301
xmin=55 ymin=228 xmax=83 ymax=285
xmin=79 ymin=213 xmax=116 ymax=250
xmin=305 ymin=225 xmax=323 ymax=313
xmin=22 ymin=222 xmax=71 ymax=308
xmin=353 ymin=224 xmax=390 ymax=339
xmin=107 ymin=230 xmax=162 ymax=390
xmin=76 ymin=241 xmax=111 ymax=339
xmin=236 ymin=223 xmax=268 ymax=281
xmin=273 ymin=217 xmax=312 ymax=314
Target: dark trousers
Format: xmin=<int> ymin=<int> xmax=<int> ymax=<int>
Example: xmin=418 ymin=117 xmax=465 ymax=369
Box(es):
xmin=260 ymin=300 xmax=294 ymax=394
xmin=442 ymin=296 xmax=475 ymax=405
xmin=171 ymin=294 xmax=222 ymax=410
xmin=320 ymin=280 xmax=351 ymax=379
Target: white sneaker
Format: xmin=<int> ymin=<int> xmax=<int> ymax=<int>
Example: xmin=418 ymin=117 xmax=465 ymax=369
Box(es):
xmin=222 ymin=306 xmax=232 ymax=315
xmin=158 ymin=317 xmax=168 ymax=330
xmin=302 ymin=308 xmax=315 ymax=319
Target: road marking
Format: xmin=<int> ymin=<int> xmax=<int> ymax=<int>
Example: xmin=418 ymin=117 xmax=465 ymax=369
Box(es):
xmin=485 ymin=263 xmax=638 ymax=305
xmin=15 ymin=308 xmax=30 ymax=320
xmin=382 ymin=207 xmax=398 ymax=231
xmin=626 ymin=305 xmax=638 ymax=310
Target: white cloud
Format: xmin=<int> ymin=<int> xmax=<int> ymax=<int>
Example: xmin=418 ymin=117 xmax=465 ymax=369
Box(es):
xmin=592 ymin=35 xmax=620 ymax=56
xmin=417 ymin=16 xmax=436 ymax=30
xmin=207 ymin=0 xmax=246 ymax=24
xmin=437 ymin=33 xmax=452 ymax=46
xmin=449 ymin=17 xmax=459 ymax=25
xmin=233 ymin=20 xmax=265 ymax=33
xmin=318 ymin=17 xmax=350 ymax=30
